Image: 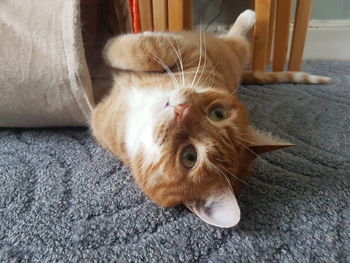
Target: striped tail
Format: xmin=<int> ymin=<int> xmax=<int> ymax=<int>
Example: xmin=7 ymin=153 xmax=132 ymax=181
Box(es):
xmin=228 ymin=11 xmax=331 ymax=85
xmin=242 ymin=71 xmax=332 ymax=85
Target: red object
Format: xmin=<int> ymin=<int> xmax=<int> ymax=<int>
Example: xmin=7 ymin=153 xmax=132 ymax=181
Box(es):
xmin=128 ymin=0 xmax=133 ymax=23
xmin=128 ymin=0 xmax=141 ymax=33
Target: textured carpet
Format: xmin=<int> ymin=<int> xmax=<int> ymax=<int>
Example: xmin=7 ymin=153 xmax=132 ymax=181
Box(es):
xmin=0 ymin=61 xmax=349 ymax=262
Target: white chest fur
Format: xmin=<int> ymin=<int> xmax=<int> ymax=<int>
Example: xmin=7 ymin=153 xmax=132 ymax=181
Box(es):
xmin=124 ymin=86 xmax=171 ymax=161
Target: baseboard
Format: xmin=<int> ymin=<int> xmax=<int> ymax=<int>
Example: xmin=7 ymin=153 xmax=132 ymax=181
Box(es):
xmin=301 ymin=20 xmax=350 ymax=60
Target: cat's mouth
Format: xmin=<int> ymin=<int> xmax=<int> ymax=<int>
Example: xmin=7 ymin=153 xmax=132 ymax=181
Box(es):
xmin=159 ymin=93 xmax=189 ymax=124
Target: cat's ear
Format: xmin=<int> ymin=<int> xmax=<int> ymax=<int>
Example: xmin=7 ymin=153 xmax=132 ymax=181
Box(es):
xmin=185 ymin=188 xmax=240 ymax=228
xmin=247 ymin=126 xmax=295 ymax=155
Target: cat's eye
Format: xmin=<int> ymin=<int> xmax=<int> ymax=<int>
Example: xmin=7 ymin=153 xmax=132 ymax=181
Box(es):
xmin=181 ymin=145 xmax=197 ymax=169
xmin=209 ymin=106 xmax=227 ymax=121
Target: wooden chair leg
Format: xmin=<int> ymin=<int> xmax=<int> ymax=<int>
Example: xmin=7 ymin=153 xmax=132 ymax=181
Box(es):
xmin=250 ymin=0 xmax=255 ymax=9
xmin=168 ymin=0 xmax=184 ymax=32
xmin=139 ymin=0 xmax=153 ymax=31
xmin=272 ymin=0 xmax=292 ymax=71
xmin=152 ymin=0 xmax=167 ymax=31
xmin=252 ymin=0 xmax=272 ymax=72
xmin=183 ymin=0 xmax=192 ymax=30
xmin=266 ymin=0 xmax=276 ymax=65
xmin=288 ymin=0 xmax=313 ymax=71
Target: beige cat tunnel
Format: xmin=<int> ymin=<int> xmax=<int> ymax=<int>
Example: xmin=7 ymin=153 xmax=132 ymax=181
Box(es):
xmin=1 ymin=0 xmax=311 ymax=127
xmin=0 ymin=0 xmax=130 ymax=127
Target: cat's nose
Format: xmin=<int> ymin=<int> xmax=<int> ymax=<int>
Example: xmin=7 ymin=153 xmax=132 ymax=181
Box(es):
xmin=174 ymin=103 xmax=190 ymax=123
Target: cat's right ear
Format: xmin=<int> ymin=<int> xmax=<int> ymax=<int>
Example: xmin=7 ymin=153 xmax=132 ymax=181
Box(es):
xmin=247 ymin=126 xmax=295 ymax=156
xmin=103 ymin=33 xmax=178 ymax=72
xmin=184 ymin=188 xmax=240 ymax=228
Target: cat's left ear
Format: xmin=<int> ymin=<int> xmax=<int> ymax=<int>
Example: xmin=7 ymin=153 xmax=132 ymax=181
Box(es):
xmin=185 ymin=188 xmax=240 ymax=228
xmin=247 ymin=126 xmax=295 ymax=155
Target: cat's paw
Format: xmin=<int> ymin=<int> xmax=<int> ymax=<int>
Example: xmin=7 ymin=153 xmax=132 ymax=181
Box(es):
xmin=237 ymin=9 xmax=256 ymax=32
xmin=228 ymin=9 xmax=256 ymax=37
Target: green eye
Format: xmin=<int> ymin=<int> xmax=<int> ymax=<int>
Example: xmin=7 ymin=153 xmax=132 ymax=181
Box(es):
xmin=181 ymin=145 xmax=197 ymax=169
xmin=209 ymin=106 xmax=227 ymax=121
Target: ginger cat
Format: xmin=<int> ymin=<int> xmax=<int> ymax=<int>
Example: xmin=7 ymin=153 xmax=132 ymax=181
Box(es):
xmin=91 ymin=10 xmax=330 ymax=228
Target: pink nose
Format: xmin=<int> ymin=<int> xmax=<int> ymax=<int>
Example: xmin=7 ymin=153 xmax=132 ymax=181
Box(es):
xmin=174 ymin=103 xmax=189 ymax=123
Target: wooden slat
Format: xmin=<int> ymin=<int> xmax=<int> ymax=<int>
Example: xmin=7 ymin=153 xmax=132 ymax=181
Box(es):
xmin=248 ymin=0 xmax=255 ymax=70
xmin=168 ymin=0 xmax=184 ymax=32
xmin=252 ymin=0 xmax=272 ymax=72
xmin=183 ymin=0 xmax=192 ymax=30
xmin=288 ymin=0 xmax=313 ymax=71
xmin=272 ymin=0 xmax=292 ymax=71
xmin=139 ymin=0 xmax=153 ymax=31
xmin=265 ymin=0 xmax=276 ymax=65
xmin=250 ymin=0 xmax=255 ymax=10
xmin=152 ymin=0 xmax=167 ymax=31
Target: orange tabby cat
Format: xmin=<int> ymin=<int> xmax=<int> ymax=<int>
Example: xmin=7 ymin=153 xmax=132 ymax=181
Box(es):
xmin=91 ymin=10 xmax=330 ymax=228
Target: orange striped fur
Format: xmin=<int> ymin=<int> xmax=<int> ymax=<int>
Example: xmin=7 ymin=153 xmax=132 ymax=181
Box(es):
xmin=243 ymin=71 xmax=331 ymax=84
xmin=91 ymin=10 xmax=328 ymax=225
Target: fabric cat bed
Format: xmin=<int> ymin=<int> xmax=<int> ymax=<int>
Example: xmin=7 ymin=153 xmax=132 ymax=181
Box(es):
xmin=0 ymin=0 xmax=130 ymax=127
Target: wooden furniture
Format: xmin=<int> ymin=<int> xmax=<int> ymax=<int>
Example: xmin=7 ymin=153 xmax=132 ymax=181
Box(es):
xmin=252 ymin=0 xmax=313 ymax=72
xmin=138 ymin=0 xmax=192 ymax=32
xmin=138 ymin=0 xmax=312 ymax=72
xmin=139 ymin=0 xmax=153 ymax=31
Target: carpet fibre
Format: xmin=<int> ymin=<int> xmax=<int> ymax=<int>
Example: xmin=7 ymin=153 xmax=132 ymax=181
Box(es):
xmin=1 ymin=61 xmax=349 ymax=262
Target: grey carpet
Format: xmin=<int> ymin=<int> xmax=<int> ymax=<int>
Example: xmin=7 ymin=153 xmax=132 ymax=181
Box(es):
xmin=0 ymin=61 xmax=349 ymax=263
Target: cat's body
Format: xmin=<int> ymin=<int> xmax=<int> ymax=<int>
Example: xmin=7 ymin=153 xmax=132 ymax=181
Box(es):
xmin=91 ymin=10 xmax=330 ymax=227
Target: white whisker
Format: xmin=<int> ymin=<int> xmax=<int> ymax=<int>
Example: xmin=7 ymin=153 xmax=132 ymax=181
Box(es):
xmin=200 ymin=61 xmax=220 ymax=87
xmin=210 ymin=163 xmax=235 ymax=194
xmin=231 ymin=136 xmax=266 ymax=163
xmin=166 ymin=38 xmax=185 ymax=88
xmin=231 ymin=72 xmax=245 ymax=95
xmin=216 ymin=162 xmax=260 ymax=192
xmin=152 ymin=54 xmax=180 ymax=89
xmin=194 ymin=31 xmax=207 ymax=88
xmin=190 ymin=29 xmax=203 ymax=90
xmin=175 ymin=39 xmax=185 ymax=88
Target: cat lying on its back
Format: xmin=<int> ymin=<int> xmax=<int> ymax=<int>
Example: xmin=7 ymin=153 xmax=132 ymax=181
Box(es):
xmin=91 ymin=10 xmax=330 ymax=228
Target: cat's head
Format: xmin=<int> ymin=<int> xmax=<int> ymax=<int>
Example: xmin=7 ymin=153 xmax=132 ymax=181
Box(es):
xmin=94 ymin=10 xmax=293 ymax=227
